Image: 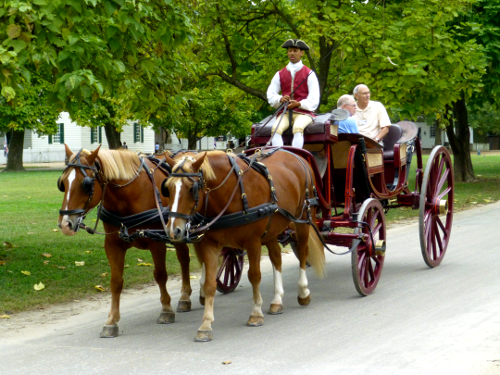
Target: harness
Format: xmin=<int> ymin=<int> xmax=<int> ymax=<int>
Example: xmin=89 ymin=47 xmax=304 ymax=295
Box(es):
xmin=171 ymin=149 xmax=319 ymax=243
xmin=58 ymin=150 xmax=172 ymax=242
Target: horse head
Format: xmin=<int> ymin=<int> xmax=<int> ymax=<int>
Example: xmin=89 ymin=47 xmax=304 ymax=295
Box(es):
xmin=57 ymin=144 xmax=103 ymax=236
xmin=163 ymin=153 xmax=207 ymax=242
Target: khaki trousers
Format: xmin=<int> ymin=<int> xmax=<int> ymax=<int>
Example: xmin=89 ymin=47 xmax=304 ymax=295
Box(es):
xmin=272 ymin=112 xmax=313 ymax=135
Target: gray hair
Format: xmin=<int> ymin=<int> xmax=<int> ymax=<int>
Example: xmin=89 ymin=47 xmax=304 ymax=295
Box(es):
xmin=353 ymin=84 xmax=368 ymax=95
xmin=337 ymin=94 xmax=355 ymax=109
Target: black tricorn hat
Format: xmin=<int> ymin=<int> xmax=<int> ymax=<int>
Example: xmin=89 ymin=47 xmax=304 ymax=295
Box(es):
xmin=281 ymin=39 xmax=310 ymax=51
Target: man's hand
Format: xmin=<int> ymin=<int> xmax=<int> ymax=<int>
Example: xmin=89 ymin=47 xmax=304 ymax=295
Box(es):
xmin=280 ymin=95 xmax=291 ymax=103
xmin=287 ymin=100 xmax=301 ymax=110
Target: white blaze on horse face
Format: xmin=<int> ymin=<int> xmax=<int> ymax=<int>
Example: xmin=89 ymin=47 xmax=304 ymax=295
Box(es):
xmin=63 ymin=169 xmax=76 ymax=212
xmin=271 ymin=266 xmax=284 ymax=305
xmin=298 ymin=268 xmax=310 ymax=299
xmin=169 ymin=179 xmax=184 ymax=234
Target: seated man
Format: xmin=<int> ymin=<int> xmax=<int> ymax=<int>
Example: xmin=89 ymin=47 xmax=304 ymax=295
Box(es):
xmin=267 ymin=39 xmax=320 ymax=148
xmin=336 ymin=94 xmax=359 ymax=134
xmin=353 ymin=84 xmax=391 ymax=144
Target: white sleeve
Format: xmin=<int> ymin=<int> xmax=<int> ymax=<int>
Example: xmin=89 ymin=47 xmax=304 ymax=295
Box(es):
xmin=299 ymin=71 xmax=320 ymax=112
xmin=377 ymin=102 xmax=392 ymax=127
xmin=267 ymin=72 xmax=282 ymax=109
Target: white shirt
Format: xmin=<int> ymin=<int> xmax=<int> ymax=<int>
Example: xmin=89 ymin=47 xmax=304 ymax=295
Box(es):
xmin=267 ymin=61 xmax=320 ymax=112
xmin=353 ymin=100 xmax=391 ymax=139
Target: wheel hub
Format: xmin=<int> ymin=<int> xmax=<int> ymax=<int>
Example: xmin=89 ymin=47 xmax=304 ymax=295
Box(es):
xmin=432 ymin=199 xmax=448 ymax=216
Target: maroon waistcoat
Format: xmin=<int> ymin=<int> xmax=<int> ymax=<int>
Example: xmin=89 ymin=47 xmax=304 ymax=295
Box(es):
xmin=279 ymin=65 xmax=315 ymax=117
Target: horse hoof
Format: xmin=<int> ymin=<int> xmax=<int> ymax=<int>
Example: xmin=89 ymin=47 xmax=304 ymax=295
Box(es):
xmin=246 ymin=315 xmax=264 ymax=327
xmin=195 ymin=329 xmax=213 ymax=342
xmin=176 ymin=300 xmax=192 ymax=313
xmin=199 ymin=296 xmax=205 ymax=306
xmin=268 ymin=304 xmax=284 ymax=315
xmin=100 ymin=324 xmax=119 ymax=338
xmin=298 ymin=295 xmax=311 ymax=306
xmin=157 ymin=311 xmax=175 ymax=324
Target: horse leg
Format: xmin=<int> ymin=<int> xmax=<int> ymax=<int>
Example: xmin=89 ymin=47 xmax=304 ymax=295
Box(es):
xmin=295 ymin=223 xmax=311 ymax=306
xmin=194 ymin=243 xmax=218 ymax=342
xmin=149 ymin=244 xmax=176 ymax=324
xmin=199 ymin=261 xmax=206 ymax=306
xmin=100 ymin=237 xmax=127 ymax=338
xmin=174 ymin=243 xmax=193 ymax=312
xmin=246 ymin=243 xmax=264 ymax=327
xmin=265 ymin=239 xmax=284 ymax=315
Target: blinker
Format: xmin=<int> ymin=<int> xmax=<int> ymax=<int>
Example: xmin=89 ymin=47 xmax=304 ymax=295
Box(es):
xmin=161 ymin=178 xmax=170 ymax=198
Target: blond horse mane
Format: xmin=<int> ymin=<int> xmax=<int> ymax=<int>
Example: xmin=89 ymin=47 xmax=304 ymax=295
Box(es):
xmin=62 ymin=148 xmax=142 ymax=181
xmin=166 ymin=151 xmax=219 ymax=190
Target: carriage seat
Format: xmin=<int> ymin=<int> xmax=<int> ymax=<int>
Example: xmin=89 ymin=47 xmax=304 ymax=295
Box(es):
xmin=382 ymin=125 xmax=403 ymax=160
xmin=251 ymin=113 xmax=337 ymax=146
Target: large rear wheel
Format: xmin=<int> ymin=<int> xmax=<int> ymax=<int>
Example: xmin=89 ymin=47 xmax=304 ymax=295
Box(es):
xmin=351 ymin=198 xmax=386 ymax=296
xmin=419 ymin=146 xmax=454 ymax=268
xmin=216 ymin=247 xmax=245 ymax=294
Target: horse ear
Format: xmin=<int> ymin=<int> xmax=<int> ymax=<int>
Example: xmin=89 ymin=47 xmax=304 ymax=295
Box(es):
xmin=87 ymin=145 xmax=101 ymax=165
xmin=165 ymin=154 xmax=176 ymax=168
xmin=65 ymin=143 xmax=73 ymax=158
xmin=192 ymin=153 xmax=207 ymax=172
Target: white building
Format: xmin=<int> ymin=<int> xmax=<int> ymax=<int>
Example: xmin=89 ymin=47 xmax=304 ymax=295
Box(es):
xmin=0 ymin=112 xmax=155 ymax=164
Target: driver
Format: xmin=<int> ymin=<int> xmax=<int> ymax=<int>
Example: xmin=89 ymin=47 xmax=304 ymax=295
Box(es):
xmin=267 ymin=39 xmax=320 ymax=148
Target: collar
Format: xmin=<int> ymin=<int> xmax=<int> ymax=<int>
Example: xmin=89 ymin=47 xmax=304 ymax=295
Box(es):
xmin=356 ymin=100 xmax=372 ymax=112
xmin=286 ymin=60 xmax=304 ymax=74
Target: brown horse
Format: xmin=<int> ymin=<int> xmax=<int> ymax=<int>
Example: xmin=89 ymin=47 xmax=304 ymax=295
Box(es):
xmin=164 ymin=150 xmax=325 ymax=342
xmin=57 ymin=144 xmax=192 ymax=337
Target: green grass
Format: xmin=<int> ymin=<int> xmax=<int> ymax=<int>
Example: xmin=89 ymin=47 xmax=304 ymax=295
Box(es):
xmin=1 ymin=153 xmax=500 ymax=314
xmin=386 ymin=153 xmax=500 ymax=222
xmin=0 ymin=170 xmax=200 ymax=314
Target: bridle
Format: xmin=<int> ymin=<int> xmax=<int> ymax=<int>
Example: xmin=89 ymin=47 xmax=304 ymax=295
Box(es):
xmin=58 ymin=149 xmax=104 ymax=232
xmin=162 ymin=157 xmax=205 ymax=223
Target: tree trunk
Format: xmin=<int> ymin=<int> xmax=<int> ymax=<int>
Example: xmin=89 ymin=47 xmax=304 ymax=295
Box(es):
xmin=188 ymin=134 xmax=198 ymax=150
xmin=434 ymin=120 xmax=442 ymax=146
xmin=445 ymin=94 xmax=475 ymax=182
xmin=103 ymin=122 xmax=121 ymax=150
xmin=3 ymin=129 xmax=26 ymax=172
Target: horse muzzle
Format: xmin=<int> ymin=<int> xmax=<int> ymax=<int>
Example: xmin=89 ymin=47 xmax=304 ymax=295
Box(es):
xmin=58 ymin=214 xmax=83 ymax=236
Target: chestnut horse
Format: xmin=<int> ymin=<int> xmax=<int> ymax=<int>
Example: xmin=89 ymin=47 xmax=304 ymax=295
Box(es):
xmin=57 ymin=144 xmax=192 ymax=337
xmin=164 ymin=150 xmax=325 ymax=342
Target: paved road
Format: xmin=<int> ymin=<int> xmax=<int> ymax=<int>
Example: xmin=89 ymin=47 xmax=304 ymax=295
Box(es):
xmin=2 ymin=203 xmax=500 ymax=375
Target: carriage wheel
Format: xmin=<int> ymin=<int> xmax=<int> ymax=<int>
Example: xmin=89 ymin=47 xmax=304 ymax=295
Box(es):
xmin=216 ymin=247 xmax=246 ymax=294
xmin=351 ymin=198 xmax=386 ymax=296
xmin=419 ymin=146 xmax=454 ymax=268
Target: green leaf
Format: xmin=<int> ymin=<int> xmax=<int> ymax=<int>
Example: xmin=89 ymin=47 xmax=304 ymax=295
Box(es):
xmin=7 ymin=24 xmax=21 ymax=39
xmin=104 ymin=0 xmax=119 ymax=16
xmin=1 ymin=86 xmax=16 ymax=101
xmin=32 ymin=0 xmax=48 ymax=5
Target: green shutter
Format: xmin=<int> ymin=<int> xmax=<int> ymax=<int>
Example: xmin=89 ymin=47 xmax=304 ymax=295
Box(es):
xmin=91 ymin=128 xmax=95 ymax=144
xmin=48 ymin=135 xmax=53 ymax=144
xmin=59 ymin=123 xmax=64 ymax=144
xmin=99 ymin=127 xmax=102 ymax=143
xmin=141 ymin=125 xmax=144 ymax=143
xmin=134 ymin=123 xmax=139 ymax=143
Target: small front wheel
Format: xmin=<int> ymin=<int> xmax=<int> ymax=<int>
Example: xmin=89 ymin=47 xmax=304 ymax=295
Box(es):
xmin=216 ymin=247 xmax=246 ymax=294
xmin=351 ymin=198 xmax=387 ymax=296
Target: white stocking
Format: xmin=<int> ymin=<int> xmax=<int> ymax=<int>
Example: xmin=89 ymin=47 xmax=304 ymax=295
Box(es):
xmin=292 ymin=132 xmax=304 ymax=148
xmin=272 ymin=133 xmax=284 ymax=147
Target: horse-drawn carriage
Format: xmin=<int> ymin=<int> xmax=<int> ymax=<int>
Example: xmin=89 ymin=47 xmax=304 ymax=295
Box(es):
xmin=245 ymin=110 xmax=454 ymax=295
xmin=57 ymin=109 xmax=453 ymax=341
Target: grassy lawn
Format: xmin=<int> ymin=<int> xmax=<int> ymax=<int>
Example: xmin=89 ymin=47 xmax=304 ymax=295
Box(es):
xmin=1 ymin=152 xmax=499 ymax=314
xmin=385 ymin=153 xmax=500 ymax=222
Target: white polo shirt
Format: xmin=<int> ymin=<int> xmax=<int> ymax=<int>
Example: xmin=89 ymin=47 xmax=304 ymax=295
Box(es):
xmin=353 ymin=100 xmax=391 ymax=139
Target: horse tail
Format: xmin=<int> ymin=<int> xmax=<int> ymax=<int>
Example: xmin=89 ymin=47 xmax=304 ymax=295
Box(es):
xmin=307 ymin=223 xmax=326 ymax=279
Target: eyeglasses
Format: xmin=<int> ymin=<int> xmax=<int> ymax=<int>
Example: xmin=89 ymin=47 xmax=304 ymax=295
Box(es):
xmin=345 ymin=104 xmax=357 ymax=107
